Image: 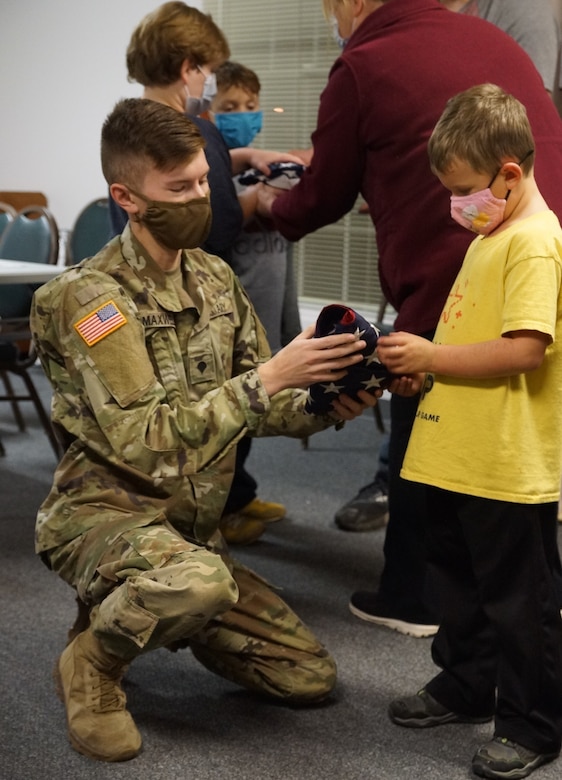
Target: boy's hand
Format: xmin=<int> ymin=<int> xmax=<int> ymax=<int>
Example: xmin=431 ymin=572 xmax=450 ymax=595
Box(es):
xmin=386 ymin=374 xmax=426 ymax=397
xmin=230 ymin=147 xmax=308 ymax=176
xmin=257 ymin=325 xmax=367 ymax=397
xmin=244 ymin=148 xmax=308 ymax=175
xmin=376 ymin=331 xmax=435 ymax=374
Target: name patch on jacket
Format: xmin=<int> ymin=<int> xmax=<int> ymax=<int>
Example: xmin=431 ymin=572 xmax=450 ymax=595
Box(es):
xmin=141 ymin=311 xmax=175 ymax=328
xmin=74 ymin=300 xmax=127 ymax=346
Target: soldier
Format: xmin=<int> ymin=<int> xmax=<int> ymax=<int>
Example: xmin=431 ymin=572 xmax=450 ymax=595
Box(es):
xmin=30 ymin=97 xmax=378 ymax=762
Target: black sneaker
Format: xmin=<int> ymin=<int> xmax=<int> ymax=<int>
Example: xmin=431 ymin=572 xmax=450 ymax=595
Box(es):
xmin=349 ymin=590 xmax=439 ymax=638
xmin=389 ymin=688 xmax=493 ymax=728
xmin=472 ymin=737 xmax=559 ymax=779
xmin=335 ymin=475 xmax=389 ymax=532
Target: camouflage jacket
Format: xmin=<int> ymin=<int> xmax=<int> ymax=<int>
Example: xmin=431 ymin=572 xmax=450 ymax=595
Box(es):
xmin=31 ymin=225 xmax=333 ymax=552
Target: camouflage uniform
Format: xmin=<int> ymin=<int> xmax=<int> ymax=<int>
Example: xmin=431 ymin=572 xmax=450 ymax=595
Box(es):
xmin=31 ymin=224 xmax=337 ymax=701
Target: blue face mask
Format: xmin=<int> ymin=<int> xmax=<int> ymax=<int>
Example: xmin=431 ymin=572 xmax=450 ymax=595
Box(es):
xmin=214 ymin=111 xmax=263 ymax=149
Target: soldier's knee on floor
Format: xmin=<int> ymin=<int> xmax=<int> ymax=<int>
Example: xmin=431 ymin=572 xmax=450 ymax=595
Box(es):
xmin=283 ymin=651 xmax=337 ymax=704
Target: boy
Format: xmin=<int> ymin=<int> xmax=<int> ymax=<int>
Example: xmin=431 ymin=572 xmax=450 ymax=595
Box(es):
xmin=30 ymin=98 xmax=377 ymax=762
xmin=210 ymin=60 xmax=304 ymax=542
xmin=377 ymin=84 xmax=562 ymax=779
xmin=211 ymin=60 xmax=302 ymax=356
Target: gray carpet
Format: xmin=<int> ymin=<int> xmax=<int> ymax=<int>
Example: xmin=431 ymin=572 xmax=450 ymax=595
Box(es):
xmin=2 ymin=365 xmax=561 ymax=780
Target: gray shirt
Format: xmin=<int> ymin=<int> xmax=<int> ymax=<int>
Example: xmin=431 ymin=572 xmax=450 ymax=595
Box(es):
xmin=460 ymin=0 xmax=561 ymax=91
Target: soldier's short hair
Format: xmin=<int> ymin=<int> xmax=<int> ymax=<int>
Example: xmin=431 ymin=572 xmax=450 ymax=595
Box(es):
xmin=100 ymin=98 xmax=205 ymax=188
xmin=428 ymin=83 xmax=535 ymax=177
xmin=127 ymin=1 xmax=229 ymax=87
xmin=215 ymin=61 xmax=261 ymax=97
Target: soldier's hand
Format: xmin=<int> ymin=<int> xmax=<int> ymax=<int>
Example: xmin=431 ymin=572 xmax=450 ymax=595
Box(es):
xmin=257 ymin=325 xmax=366 ymax=397
xmin=331 ymin=389 xmax=380 ymax=421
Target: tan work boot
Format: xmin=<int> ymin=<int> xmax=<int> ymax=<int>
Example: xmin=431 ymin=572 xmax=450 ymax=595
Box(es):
xmin=55 ymin=627 xmax=142 ymax=761
xmin=220 ymin=513 xmax=266 ymax=544
xmin=219 ymin=498 xmax=286 ymax=544
xmin=241 ymin=497 xmax=286 ymax=523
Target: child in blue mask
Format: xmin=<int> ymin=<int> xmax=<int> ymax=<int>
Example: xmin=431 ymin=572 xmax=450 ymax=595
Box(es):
xmin=211 ymin=61 xmax=304 ymax=544
xmin=211 ymin=61 xmax=264 ymax=150
xmin=211 ymin=61 xmax=302 ymax=355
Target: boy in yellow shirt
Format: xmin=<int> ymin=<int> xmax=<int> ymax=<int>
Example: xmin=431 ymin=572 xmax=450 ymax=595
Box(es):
xmin=377 ymin=83 xmax=562 ymax=779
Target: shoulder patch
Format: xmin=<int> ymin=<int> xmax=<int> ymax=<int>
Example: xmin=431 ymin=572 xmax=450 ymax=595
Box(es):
xmin=74 ymin=300 xmax=127 ymax=346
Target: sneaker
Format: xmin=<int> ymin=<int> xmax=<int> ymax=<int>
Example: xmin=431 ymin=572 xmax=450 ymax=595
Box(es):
xmin=241 ymin=497 xmax=286 ymax=523
xmin=55 ymin=628 xmax=142 ymax=761
xmin=349 ymin=590 xmax=439 ymax=638
xmin=389 ymin=688 xmax=493 ymax=728
xmin=219 ymin=514 xmax=266 ymax=545
xmin=334 ymin=477 xmax=388 ymax=532
xmin=472 ymin=737 xmax=559 ymax=779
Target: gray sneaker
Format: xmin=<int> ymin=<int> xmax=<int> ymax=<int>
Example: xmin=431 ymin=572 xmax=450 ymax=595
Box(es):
xmin=388 ymin=688 xmax=493 ymax=728
xmin=472 ymin=737 xmax=559 ymax=779
xmin=335 ymin=476 xmax=388 ymax=532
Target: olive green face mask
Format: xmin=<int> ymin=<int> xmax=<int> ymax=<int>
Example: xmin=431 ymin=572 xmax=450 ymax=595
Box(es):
xmin=128 ymin=188 xmax=212 ymax=251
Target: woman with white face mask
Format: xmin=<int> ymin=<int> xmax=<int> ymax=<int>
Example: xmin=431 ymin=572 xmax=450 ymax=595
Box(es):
xmin=114 ymin=1 xmax=241 ymax=262
xmin=115 ymin=2 xmax=306 ymax=264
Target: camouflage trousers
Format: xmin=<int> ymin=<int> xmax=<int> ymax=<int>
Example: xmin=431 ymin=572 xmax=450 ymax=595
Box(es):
xmin=48 ymin=520 xmax=336 ymax=703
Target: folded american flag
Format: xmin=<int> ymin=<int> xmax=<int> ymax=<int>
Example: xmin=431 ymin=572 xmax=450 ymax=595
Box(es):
xmin=304 ymin=304 xmax=394 ymax=414
xmin=238 ymin=162 xmax=306 ymax=190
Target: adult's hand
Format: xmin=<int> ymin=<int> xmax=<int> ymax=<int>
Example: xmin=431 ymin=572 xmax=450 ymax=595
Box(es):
xmin=331 ymin=388 xmax=380 ymax=420
xmin=257 ymin=324 xmax=366 ymax=397
xmin=255 ymin=182 xmax=285 ymax=218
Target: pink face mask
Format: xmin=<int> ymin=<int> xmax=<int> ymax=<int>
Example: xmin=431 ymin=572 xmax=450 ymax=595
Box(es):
xmin=450 ymin=187 xmax=507 ymax=236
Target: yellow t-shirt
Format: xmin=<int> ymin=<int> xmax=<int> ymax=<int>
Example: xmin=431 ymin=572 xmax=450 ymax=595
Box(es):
xmin=402 ymin=210 xmax=562 ymax=503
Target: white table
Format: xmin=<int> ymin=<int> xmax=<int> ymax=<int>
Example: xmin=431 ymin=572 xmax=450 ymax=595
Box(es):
xmin=0 ymin=258 xmax=64 ymax=284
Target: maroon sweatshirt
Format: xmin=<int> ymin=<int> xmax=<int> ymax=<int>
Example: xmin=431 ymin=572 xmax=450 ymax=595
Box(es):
xmin=271 ymin=0 xmax=562 ymax=333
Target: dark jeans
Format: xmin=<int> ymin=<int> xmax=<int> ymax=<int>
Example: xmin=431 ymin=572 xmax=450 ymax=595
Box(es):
xmin=425 ymin=489 xmax=562 ymax=754
xmin=222 ymin=436 xmax=257 ymax=515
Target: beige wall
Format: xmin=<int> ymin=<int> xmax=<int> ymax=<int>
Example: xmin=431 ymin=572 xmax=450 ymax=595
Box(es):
xmin=0 ymin=0 xmax=203 ymax=231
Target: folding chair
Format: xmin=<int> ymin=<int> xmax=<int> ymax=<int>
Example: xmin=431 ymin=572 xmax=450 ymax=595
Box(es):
xmin=0 ymin=205 xmax=62 ymax=457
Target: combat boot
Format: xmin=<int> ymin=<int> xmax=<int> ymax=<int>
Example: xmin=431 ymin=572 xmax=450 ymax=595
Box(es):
xmin=55 ymin=627 xmax=142 ymax=761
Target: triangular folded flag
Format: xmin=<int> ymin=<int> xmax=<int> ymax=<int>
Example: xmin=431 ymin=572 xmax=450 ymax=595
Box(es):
xmin=304 ymin=304 xmax=394 ymax=414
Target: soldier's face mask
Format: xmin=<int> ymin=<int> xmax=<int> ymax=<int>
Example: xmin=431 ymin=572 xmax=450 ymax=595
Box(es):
xmin=128 ymin=188 xmax=212 ymax=251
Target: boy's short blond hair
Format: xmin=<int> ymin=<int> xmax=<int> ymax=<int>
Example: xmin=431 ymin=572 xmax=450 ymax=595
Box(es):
xmin=428 ymin=83 xmax=535 ymax=176
xmin=126 ymin=1 xmax=229 ymax=87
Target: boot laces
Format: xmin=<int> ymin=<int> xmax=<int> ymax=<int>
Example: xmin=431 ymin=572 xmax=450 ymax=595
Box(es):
xmin=89 ymin=669 xmax=126 ymax=713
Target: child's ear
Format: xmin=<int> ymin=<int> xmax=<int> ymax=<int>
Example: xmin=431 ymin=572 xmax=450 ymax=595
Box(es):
xmin=502 ymin=161 xmax=524 ymax=189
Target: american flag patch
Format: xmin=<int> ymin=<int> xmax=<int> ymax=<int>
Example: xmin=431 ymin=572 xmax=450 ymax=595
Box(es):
xmin=74 ymin=300 xmax=127 ymax=346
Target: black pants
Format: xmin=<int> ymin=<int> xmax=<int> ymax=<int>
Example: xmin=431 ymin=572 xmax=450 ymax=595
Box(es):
xmin=222 ymin=436 xmax=257 ymax=516
xmin=377 ymin=390 xmax=436 ymax=621
xmin=425 ymin=488 xmax=562 ymax=754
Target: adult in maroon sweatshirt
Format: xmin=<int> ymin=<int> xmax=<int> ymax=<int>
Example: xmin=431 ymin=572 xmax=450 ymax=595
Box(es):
xmin=259 ymin=0 xmax=562 ymax=633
